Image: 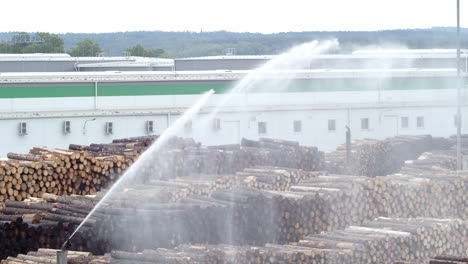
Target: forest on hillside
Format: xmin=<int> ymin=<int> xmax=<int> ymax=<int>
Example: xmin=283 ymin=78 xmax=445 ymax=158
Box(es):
xmin=0 ymin=28 xmax=467 ymax=58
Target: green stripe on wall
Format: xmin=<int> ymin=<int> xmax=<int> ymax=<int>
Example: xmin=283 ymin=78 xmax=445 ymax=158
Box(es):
xmin=0 ymin=85 xmax=94 ymax=98
xmin=0 ymin=78 xmax=465 ymax=99
xmin=97 ymin=83 xmax=230 ymax=96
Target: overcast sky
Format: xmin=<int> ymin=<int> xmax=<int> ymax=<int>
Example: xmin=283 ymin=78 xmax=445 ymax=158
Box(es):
xmin=1 ymin=0 xmax=466 ymax=33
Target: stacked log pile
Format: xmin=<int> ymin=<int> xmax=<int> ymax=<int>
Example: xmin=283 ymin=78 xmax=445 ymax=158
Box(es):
xmin=1 ymin=249 xmax=94 ymax=264
xmin=377 ymin=169 xmax=467 ymax=219
xmin=235 ymin=166 xmax=325 ymax=191
xmin=0 ymin=194 xmax=111 ymax=259
xmin=0 ymin=135 xmax=158 ymax=202
xmin=137 ymin=137 xmax=324 ymax=181
xmin=0 ymin=165 xmax=465 ymax=255
xmin=449 ymin=134 xmax=468 ymax=151
xmin=0 ymin=135 xmax=466 ymax=263
xmin=4 ymin=217 xmax=465 ymax=264
xmin=0 ymin=166 xmax=322 ymax=256
xmin=0 ymin=136 xmax=324 ymax=202
xmin=402 ymin=150 xmax=457 ymax=172
xmin=325 ymin=135 xmax=445 ymax=176
xmin=396 ymin=255 xmax=468 ymax=264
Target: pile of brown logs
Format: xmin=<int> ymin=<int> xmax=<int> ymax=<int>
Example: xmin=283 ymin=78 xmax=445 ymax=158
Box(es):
xmin=1 ymin=249 xmax=94 ymax=264
xmin=0 ymin=194 xmax=111 ymax=259
xmin=377 ymin=170 xmax=467 ymax=219
xmin=325 ymin=135 xmax=447 ymax=176
xmin=0 ymin=136 xmax=324 ymax=202
xmin=0 ymin=135 xmax=466 ymax=263
xmin=0 ymin=166 xmax=323 ymax=256
xmin=0 ymin=162 xmax=465 ymax=255
xmin=0 ymin=135 xmax=159 ymax=202
xmin=396 ymin=256 xmax=468 ymax=264
xmin=3 ymin=217 xmax=465 ymax=264
xmin=136 ymin=137 xmax=324 ymax=182
xmin=235 ymin=166 xmax=326 ymax=191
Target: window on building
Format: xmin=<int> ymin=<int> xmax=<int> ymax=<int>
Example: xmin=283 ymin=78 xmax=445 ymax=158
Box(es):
xmin=293 ymin=120 xmax=302 ymax=133
xmin=417 ymin=116 xmax=424 ymax=128
xmin=63 ymin=121 xmax=71 ymax=134
xmin=401 ymin=117 xmax=409 ymax=128
xmin=361 ymin=118 xmax=369 ymax=130
xmin=105 ymin=122 xmax=114 ymax=134
xmin=258 ymin=122 xmax=267 ymax=134
xmin=146 ymin=120 xmax=154 ymax=133
xmin=19 ymin=122 xmax=27 ymax=136
xmin=328 ymin=119 xmax=336 ymax=132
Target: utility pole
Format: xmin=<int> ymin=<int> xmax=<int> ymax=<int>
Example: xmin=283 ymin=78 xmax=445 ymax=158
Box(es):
xmin=456 ymin=0 xmax=462 ymax=170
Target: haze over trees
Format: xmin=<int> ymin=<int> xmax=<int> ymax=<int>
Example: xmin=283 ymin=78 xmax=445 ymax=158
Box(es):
xmin=68 ymin=39 xmax=103 ymax=57
xmin=0 ymin=28 xmax=467 ymax=58
xmin=0 ymin=32 xmax=64 ymax=53
xmin=125 ymin=44 xmax=168 ymax=57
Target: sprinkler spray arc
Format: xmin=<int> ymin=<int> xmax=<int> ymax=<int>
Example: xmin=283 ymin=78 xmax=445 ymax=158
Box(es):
xmin=58 ymin=40 xmax=339 ymax=255
xmin=60 ymin=89 xmax=215 ymax=249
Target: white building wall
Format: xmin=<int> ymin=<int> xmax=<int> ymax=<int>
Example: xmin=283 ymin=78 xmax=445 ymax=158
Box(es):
xmin=0 ymin=89 xmax=465 ymax=157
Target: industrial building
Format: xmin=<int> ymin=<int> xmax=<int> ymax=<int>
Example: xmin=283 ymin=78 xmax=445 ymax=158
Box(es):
xmin=2 ymin=49 xmax=467 ymax=72
xmin=0 ymin=50 xmax=467 ymax=157
xmin=0 ymin=53 xmax=173 ymax=72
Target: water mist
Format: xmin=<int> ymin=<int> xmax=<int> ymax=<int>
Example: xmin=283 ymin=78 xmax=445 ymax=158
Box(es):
xmin=65 ymin=40 xmax=341 ymax=254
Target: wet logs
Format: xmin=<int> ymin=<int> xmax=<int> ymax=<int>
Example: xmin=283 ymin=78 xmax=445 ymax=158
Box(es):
xmin=135 ymin=137 xmax=324 ymax=182
xmin=0 ymin=136 xmax=324 ymax=201
xmin=3 ymin=217 xmax=465 ymax=264
xmin=325 ymin=135 xmax=442 ymax=176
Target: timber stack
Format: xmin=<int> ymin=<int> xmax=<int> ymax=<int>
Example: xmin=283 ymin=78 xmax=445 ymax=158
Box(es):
xmin=136 ymin=137 xmax=324 ymax=182
xmin=0 ymin=194 xmax=110 ymax=259
xmin=0 ymin=163 xmax=465 ymax=254
xmin=325 ymin=135 xmax=445 ymax=176
xmin=0 ymin=136 xmax=324 ymax=202
xmin=3 ymin=217 xmax=465 ymax=264
xmin=395 ymin=256 xmax=468 ymax=264
xmin=0 ymin=135 xmax=160 ymax=202
xmin=377 ymin=169 xmax=467 ymax=219
xmin=0 ymin=166 xmax=323 ymax=255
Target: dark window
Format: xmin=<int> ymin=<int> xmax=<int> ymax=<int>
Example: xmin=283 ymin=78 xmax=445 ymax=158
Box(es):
xmin=146 ymin=120 xmax=154 ymax=133
xmin=63 ymin=121 xmax=71 ymax=134
xmin=293 ymin=120 xmax=302 ymax=132
xmin=258 ymin=122 xmax=267 ymax=134
xmin=105 ymin=122 xmax=113 ymax=134
xmin=328 ymin=119 xmax=336 ymax=132
xmin=417 ymin=116 xmax=424 ymax=128
xmin=361 ymin=118 xmax=369 ymax=130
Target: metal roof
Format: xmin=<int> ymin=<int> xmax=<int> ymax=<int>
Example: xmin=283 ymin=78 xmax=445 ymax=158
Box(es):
xmin=0 ymin=54 xmax=140 ymax=62
xmin=0 ymin=68 xmax=463 ymax=84
xmin=77 ymin=58 xmax=174 ymax=68
xmin=176 ymin=52 xmax=468 ymax=61
xmin=176 ymin=55 xmax=274 ymax=61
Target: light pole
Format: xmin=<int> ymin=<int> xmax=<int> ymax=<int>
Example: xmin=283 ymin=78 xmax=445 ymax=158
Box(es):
xmin=456 ymin=0 xmax=462 ymax=170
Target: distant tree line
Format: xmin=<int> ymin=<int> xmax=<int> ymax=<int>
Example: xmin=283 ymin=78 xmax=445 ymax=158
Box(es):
xmin=0 ymin=29 xmax=467 ymax=58
xmin=0 ymin=32 xmax=169 ymax=58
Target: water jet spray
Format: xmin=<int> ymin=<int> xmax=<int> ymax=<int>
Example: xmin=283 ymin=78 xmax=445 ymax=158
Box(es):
xmin=61 ymin=89 xmax=215 ymax=249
